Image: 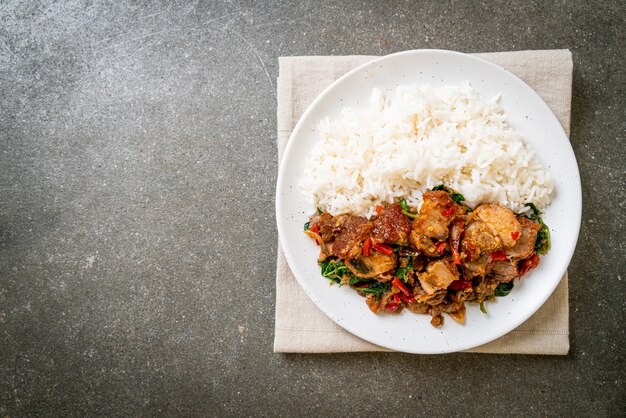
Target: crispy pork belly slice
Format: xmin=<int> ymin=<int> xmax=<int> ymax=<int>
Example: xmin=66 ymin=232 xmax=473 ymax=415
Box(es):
xmin=462 ymin=203 xmax=521 ymax=258
xmin=412 ymin=191 xmax=465 ymax=241
xmin=417 ymin=259 xmax=460 ymax=294
xmin=462 ymin=255 xmax=491 ymax=279
xmin=506 ymin=216 xmax=541 ymax=260
xmin=345 ymin=252 xmax=397 ymax=279
xmin=410 ymin=230 xmax=442 ymax=257
xmin=372 ymin=203 xmax=412 ymax=245
xmin=331 ymin=216 xmax=373 ymax=259
xmin=491 ymin=260 xmax=518 ymax=283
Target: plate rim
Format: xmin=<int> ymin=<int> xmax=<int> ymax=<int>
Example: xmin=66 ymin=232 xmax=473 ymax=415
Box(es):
xmin=275 ymin=49 xmax=581 ymax=354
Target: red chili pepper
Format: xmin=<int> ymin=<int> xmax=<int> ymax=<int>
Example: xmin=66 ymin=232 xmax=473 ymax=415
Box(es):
xmin=490 ymin=250 xmax=507 ymax=261
xmin=375 ymin=205 xmax=383 ymax=214
xmin=449 ymin=280 xmax=472 ymax=291
xmin=436 ymin=242 xmax=447 ymax=254
xmin=519 ymin=254 xmax=540 ymax=276
xmin=310 ymin=224 xmax=319 ymax=233
xmin=399 ymin=294 xmax=415 ymax=302
xmin=362 ymin=237 xmax=372 ymax=256
xmin=511 ymin=230 xmax=520 ymax=240
xmin=393 ymin=293 xmax=400 ymax=304
xmin=442 ymin=207 xmax=456 ymax=217
xmin=385 ymin=302 xmax=399 ymax=312
xmin=392 ymin=277 xmax=411 ymax=296
xmin=451 ymin=246 xmax=462 ymax=264
xmin=353 ymin=283 xmax=370 ymax=289
xmin=372 ymin=243 xmax=393 ymax=255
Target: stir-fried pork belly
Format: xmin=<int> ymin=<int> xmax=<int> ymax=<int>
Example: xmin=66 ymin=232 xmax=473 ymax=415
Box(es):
xmin=412 ymin=191 xmax=465 ymax=241
xmin=418 ymin=259 xmax=459 ymax=295
xmin=314 ymin=212 xmax=350 ymax=242
xmin=305 ymin=188 xmax=549 ymax=327
xmin=410 ymin=231 xmax=444 ymax=257
xmin=345 ymin=252 xmax=397 ymax=279
xmin=463 ymin=255 xmax=491 ymax=279
xmin=372 ymin=203 xmax=412 ymax=245
xmin=491 ymin=260 xmax=519 ymax=283
xmin=506 ymin=216 xmax=542 ymax=260
xmin=462 ymin=203 xmax=521 ymax=259
xmin=330 ymin=216 xmax=372 ymax=259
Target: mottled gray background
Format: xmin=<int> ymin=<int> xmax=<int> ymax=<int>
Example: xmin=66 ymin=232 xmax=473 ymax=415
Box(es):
xmin=1 ymin=0 xmax=624 ymax=416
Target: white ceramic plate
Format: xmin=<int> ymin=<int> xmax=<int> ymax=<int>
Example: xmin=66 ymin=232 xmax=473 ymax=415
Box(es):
xmin=276 ymin=49 xmax=581 ymax=354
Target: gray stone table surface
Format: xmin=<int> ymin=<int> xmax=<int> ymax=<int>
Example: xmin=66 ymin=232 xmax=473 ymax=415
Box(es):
xmin=1 ymin=0 xmax=624 ymax=416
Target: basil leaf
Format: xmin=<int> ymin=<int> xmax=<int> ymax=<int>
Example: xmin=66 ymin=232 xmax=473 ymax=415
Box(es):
xmin=432 ymin=185 xmax=465 ymax=204
xmin=319 ymin=259 xmax=350 ymax=284
xmin=349 ymin=277 xmax=389 ymax=299
xmin=398 ymin=199 xmax=418 ymax=219
xmin=394 ymin=255 xmax=413 ymax=283
xmin=524 ymin=202 xmax=551 ymax=255
xmin=494 ymin=282 xmax=514 ymax=297
xmin=450 ymin=193 xmax=465 ymax=204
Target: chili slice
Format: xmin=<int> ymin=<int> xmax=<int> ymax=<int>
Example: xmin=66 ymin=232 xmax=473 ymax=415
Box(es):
xmin=449 ymin=280 xmax=472 ymax=291
xmin=490 ymin=250 xmax=507 ymax=261
xmin=519 ymin=254 xmax=540 ymax=276
xmin=399 ymin=293 xmax=415 ymax=302
xmin=385 ymin=303 xmax=399 ymax=312
xmin=442 ymin=207 xmax=456 ymax=217
xmin=372 ymin=243 xmax=393 ymax=255
xmin=362 ymin=237 xmax=372 ymax=256
xmin=392 ymin=277 xmax=411 ymax=297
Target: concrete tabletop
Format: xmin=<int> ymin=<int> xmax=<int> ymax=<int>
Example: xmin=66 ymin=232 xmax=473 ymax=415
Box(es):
xmin=1 ymin=1 xmax=624 ymax=416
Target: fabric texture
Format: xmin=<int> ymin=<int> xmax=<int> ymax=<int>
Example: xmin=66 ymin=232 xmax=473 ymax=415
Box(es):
xmin=275 ymin=50 xmax=573 ymax=355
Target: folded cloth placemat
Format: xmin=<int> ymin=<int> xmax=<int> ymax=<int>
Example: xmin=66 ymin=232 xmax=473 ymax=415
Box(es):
xmin=275 ymin=50 xmax=572 ymax=355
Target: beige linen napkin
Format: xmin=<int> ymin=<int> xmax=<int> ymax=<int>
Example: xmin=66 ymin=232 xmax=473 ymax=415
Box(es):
xmin=275 ymin=50 xmax=572 ymax=354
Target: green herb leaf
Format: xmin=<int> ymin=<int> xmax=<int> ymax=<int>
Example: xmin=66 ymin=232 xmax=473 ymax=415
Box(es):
xmin=317 ymin=207 xmax=323 ymax=215
xmin=394 ymin=255 xmax=413 ymax=283
xmin=479 ymin=301 xmax=487 ymax=314
xmin=303 ymin=221 xmax=311 ymax=231
xmin=398 ymin=199 xmax=418 ymax=219
xmin=348 ymin=277 xmax=362 ymax=286
xmin=361 ymin=281 xmax=389 ymax=296
xmin=349 ymin=278 xmax=389 ymax=298
xmin=526 ymin=202 xmax=541 ymax=221
xmin=319 ymin=259 xmax=350 ymax=284
xmin=450 ymin=193 xmax=465 ymax=204
xmin=524 ymin=202 xmax=551 ymax=255
xmin=432 ymin=185 xmax=465 ymax=204
xmin=535 ymin=224 xmax=551 ymax=255
xmin=494 ymin=282 xmax=514 ymax=297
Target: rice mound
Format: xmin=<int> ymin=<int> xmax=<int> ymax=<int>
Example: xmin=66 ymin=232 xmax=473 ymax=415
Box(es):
xmin=301 ymin=82 xmax=553 ymax=217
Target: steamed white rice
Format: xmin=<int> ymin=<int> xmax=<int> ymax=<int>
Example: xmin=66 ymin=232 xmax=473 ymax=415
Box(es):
xmin=301 ymin=82 xmax=553 ymax=217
